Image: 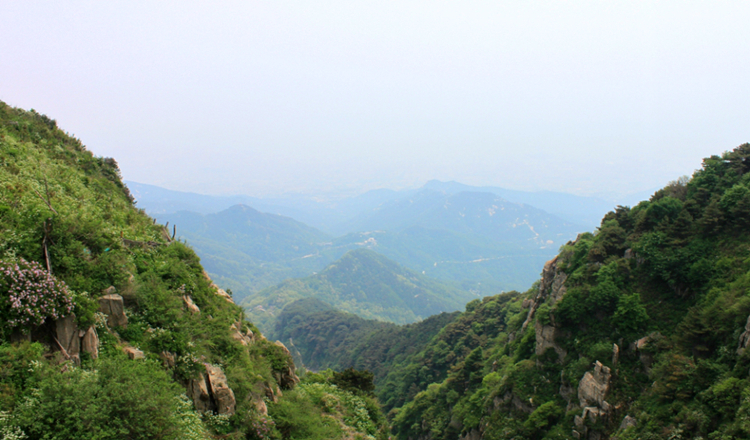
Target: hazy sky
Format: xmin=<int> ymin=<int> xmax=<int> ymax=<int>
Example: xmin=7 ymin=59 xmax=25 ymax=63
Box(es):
xmin=2 ymin=2 xmax=749 ymax=200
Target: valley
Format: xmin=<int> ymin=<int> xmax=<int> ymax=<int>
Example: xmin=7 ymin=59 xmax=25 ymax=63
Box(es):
xmin=2 ymin=101 xmax=750 ymax=440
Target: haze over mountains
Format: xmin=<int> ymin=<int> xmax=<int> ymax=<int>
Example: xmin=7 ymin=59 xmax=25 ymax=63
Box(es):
xmin=130 ymin=180 xmax=598 ymax=308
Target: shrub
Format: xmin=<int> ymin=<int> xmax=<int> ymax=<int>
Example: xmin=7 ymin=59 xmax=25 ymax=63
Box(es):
xmin=0 ymin=259 xmax=73 ymax=330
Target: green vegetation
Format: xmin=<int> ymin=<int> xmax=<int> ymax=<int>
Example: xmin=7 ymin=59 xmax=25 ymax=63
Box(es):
xmin=271 ymin=144 xmax=750 ymax=439
xmin=0 ymin=102 xmax=386 ymax=440
xmin=374 ymin=144 xmax=750 ymax=439
xmin=244 ymin=248 xmax=476 ymax=332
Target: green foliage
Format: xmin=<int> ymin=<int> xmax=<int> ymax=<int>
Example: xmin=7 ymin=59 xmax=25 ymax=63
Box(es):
xmin=332 ymin=368 xmax=376 ymax=396
xmin=14 ymin=358 xmax=186 ymax=440
xmin=246 ymin=248 xmax=477 ymax=331
xmin=613 ymin=293 xmax=650 ymax=342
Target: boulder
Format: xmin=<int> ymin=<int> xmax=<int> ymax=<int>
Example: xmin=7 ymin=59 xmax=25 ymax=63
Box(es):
xmin=206 ymin=365 xmax=236 ymax=415
xmin=573 ymin=407 xmax=605 ymax=440
xmin=55 ymin=314 xmax=80 ymax=364
xmin=188 ymin=374 xmax=212 ymax=412
xmin=98 ymin=290 xmax=128 ymax=328
xmin=123 ymin=346 xmax=145 ymax=360
xmin=81 ymin=326 xmax=99 ymax=360
xmin=183 ymin=295 xmax=200 ymax=314
xmin=620 ymin=415 xmax=637 ymax=430
xmin=631 ymin=332 xmax=662 ymax=372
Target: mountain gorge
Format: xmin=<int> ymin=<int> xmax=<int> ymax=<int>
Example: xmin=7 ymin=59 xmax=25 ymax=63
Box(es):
xmin=4 ymin=99 xmax=750 ymax=440
xmin=278 ymin=143 xmax=750 ymax=439
xmin=147 ymin=185 xmax=587 ymax=306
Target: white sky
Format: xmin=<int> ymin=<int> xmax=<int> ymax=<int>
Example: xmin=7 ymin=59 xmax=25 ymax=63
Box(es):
xmin=1 ymin=2 xmax=749 ymax=199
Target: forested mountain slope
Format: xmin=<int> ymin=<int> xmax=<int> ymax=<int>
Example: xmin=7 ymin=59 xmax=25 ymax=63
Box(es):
xmin=381 ymin=144 xmax=750 ymax=439
xmin=265 ymin=144 xmax=750 ymax=440
xmin=0 ymin=102 xmax=388 ymax=440
xmin=243 ymin=248 xmax=476 ymax=331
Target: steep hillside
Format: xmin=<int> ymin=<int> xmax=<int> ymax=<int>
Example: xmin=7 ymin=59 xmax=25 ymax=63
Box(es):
xmin=0 ymin=102 xmax=387 ymax=440
xmin=243 ymin=249 xmax=477 ymax=331
xmin=380 ymin=144 xmax=750 ymax=439
xmin=271 ymin=297 xmax=459 ymax=379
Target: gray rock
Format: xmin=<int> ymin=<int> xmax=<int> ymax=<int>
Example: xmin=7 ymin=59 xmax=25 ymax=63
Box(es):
xmin=620 ymin=415 xmax=637 ymax=430
xmin=98 ymin=291 xmax=128 ymax=328
xmin=230 ymin=322 xmax=252 ymax=346
xmin=55 ymin=314 xmax=80 ymax=364
xmin=81 ymin=326 xmax=99 ymax=360
xmin=535 ymin=320 xmax=567 ymax=361
xmin=612 ymin=343 xmax=620 ymax=367
xmin=578 ymin=361 xmax=612 ymax=410
xmin=206 ymin=365 xmax=236 ymax=415
xmin=522 ymin=252 xmax=570 ymax=331
xmin=188 ymin=374 xmax=212 ymax=412
xmin=272 ymin=341 xmax=300 ymax=389
xmin=123 ymin=346 xmax=144 ymax=360
xmin=183 ymin=295 xmax=200 ymax=314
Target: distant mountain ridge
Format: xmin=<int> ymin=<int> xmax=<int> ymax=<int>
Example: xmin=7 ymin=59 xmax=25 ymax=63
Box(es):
xmin=128 ymin=178 xmax=618 ymax=231
xmin=141 ymin=185 xmax=587 ymax=301
xmin=242 ymin=248 xmax=478 ymax=332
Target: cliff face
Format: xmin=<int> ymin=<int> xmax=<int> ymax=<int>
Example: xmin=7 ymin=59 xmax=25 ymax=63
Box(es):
xmin=390 ymin=144 xmax=750 ymax=440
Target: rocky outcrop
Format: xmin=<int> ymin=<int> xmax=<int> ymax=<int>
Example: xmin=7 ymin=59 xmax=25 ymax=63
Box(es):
xmin=206 ymin=365 xmax=236 ymax=415
xmin=573 ymin=361 xmax=613 ymax=440
xmin=573 ymin=407 xmax=605 ymax=440
xmin=202 ymin=270 xmax=235 ymax=304
xmin=230 ymin=321 xmax=253 ymax=346
xmin=520 ymin=253 xmax=571 ymax=363
xmin=738 ymin=315 xmax=750 ymax=355
xmin=619 ymin=415 xmax=637 ymax=430
xmin=98 ymin=289 xmax=128 ymax=328
xmin=522 ymin=254 xmax=569 ymax=330
xmin=535 ymin=320 xmax=567 ymax=360
xmin=123 ymin=346 xmax=145 ymax=360
xmin=188 ymin=374 xmax=212 ymax=412
xmin=273 ymin=341 xmax=300 ymax=389
xmin=578 ymin=361 xmax=612 ymax=409
xmin=55 ymin=314 xmax=80 ymax=364
xmin=53 ymin=315 xmax=99 ymax=363
xmin=630 ymin=332 xmax=662 ymax=372
xmin=188 ymin=364 xmax=237 ymax=416
xmin=183 ymin=295 xmax=200 ymax=314
xmin=81 ymin=326 xmax=99 ymax=360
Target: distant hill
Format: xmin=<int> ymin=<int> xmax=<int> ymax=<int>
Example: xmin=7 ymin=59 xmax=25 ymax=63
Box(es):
xmin=242 ymin=248 xmax=478 ymax=332
xmin=418 ymin=179 xmax=615 ymax=229
xmin=148 ymin=188 xmax=585 ymax=300
xmin=152 ymin=205 xmax=335 ymax=302
xmin=336 ymin=189 xmax=581 ymax=245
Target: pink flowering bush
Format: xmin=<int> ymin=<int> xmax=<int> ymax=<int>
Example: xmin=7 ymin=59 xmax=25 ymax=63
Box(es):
xmin=0 ymin=258 xmax=74 ymax=328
